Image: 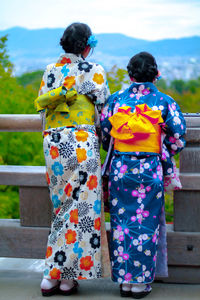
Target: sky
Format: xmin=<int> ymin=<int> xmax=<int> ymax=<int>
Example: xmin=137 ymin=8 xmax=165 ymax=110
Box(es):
xmin=1 ymin=0 xmax=200 ymax=41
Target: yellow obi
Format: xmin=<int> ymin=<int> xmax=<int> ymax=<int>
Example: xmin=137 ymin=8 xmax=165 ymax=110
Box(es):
xmin=109 ymin=104 xmax=164 ymax=153
xmin=35 ymin=86 xmax=95 ymax=129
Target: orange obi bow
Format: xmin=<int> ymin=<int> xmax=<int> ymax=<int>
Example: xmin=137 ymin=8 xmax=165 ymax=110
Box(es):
xmin=109 ymin=104 xmax=164 ymax=141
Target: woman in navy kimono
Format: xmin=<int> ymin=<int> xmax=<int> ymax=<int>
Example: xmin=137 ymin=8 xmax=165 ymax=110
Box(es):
xmin=101 ymin=52 xmax=186 ymax=298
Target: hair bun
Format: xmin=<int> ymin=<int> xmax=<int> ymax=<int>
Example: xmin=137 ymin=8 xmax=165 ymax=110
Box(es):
xmin=74 ymin=40 xmax=86 ymax=52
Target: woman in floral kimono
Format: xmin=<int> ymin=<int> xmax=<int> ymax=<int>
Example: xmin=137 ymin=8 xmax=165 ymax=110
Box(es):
xmin=101 ymin=52 xmax=186 ymax=298
xmin=35 ymin=22 xmax=110 ymax=296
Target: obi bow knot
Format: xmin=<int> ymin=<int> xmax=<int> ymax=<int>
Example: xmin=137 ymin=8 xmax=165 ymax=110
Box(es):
xmin=109 ymin=104 xmax=164 ymax=141
xmin=34 ymin=86 xmax=77 ymax=115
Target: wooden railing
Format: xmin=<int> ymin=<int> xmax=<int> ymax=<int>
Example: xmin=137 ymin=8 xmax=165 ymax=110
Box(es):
xmin=0 ymin=113 xmax=200 ymax=283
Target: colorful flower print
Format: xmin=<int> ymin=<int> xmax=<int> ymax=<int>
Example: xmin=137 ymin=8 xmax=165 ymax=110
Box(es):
xmin=75 ymin=130 xmax=89 ymax=142
xmin=52 ymin=194 xmax=61 ymax=208
xmin=78 ymin=276 xmax=87 ymax=280
xmin=79 ymin=171 xmax=88 ymax=185
xmin=39 ymin=80 xmax=45 ymax=90
xmin=90 ymin=233 xmax=100 ymax=249
xmin=93 ymin=73 xmax=104 ymax=84
xmin=59 ymin=142 xmax=74 ymax=158
xmin=142 ymin=88 xmax=150 ymax=95
xmin=78 ymin=62 xmax=93 ymax=72
xmin=80 ymin=256 xmax=94 ymax=271
xmin=73 ymin=242 xmax=83 ymax=258
xmin=70 ymin=209 xmax=78 ymax=224
xmin=47 ymin=73 xmax=56 ymax=88
xmin=46 ymin=172 xmax=50 ymax=185
xmin=46 ymin=246 xmax=53 ymax=258
xmin=80 ymin=81 xmax=95 ymax=94
xmin=72 ymin=187 xmax=80 ymax=201
xmin=60 ymin=57 xmax=72 ymax=65
xmin=93 ymin=200 xmax=101 ymax=214
xmin=51 ymin=132 xmax=61 ymax=143
xmin=50 ymin=146 xmax=59 ymax=159
xmin=124 ymin=273 xmax=132 ymax=282
xmin=51 ymin=162 xmax=64 ymax=176
xmin=50 ymin=268 xmax=61 ymax=279
xmin=51 ymin=175 xmax=57 ymax=186
xmin=79 ymin=216 xmax=94 ymax=233
xmin=64 ymin=183 xmax=72 ymax=197
xmin=94 ymin=217 xmax=101 ymax=230
xmin=65 ymin=229 xmax=77 ymax=244
xmin=61 ymin=65 xmax=70 ymax=77
xmin=76 ymin=148 xmax=87 ymax=163
xmin=87 ymin=175 xmax=98 ymax=190
xmin=63 ymin=76 xmax=76 ymax=89
xmin=54 ymin=250 xmax=67 ymax=266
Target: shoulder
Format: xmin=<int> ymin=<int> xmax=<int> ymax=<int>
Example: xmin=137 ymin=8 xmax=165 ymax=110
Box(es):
xmin=87 ymin=61 xmax=106 ymax=74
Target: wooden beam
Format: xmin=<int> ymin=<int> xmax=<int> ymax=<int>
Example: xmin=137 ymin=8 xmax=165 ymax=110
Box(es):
xmin=0 ymin=114 xmax=42 ymax=132
xmin=0 ymin=165 xmax=47 ymax=186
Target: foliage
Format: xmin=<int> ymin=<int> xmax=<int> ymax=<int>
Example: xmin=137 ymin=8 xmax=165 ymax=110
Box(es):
xmin=0 ymin=35 xmax=13 ymax=74
xmin=17 ymin=70 xmax=44 ymax=90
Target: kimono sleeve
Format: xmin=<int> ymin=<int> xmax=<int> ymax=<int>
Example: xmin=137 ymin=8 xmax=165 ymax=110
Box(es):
xmin=163 ymin=97 xmax=186 ymax=156
xmin=89 ymin=64 xmax=110 ymax=113
xmin=38 ymin=67 xmax=49 ymax=98
xmin=100 ymin=92 xmax=118 ymax=152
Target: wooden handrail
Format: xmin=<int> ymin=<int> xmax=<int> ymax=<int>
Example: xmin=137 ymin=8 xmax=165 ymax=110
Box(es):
xmin=0 ymin=113 xmax=200 ymax=132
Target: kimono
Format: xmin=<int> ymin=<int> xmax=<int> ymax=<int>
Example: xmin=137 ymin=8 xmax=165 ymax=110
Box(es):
xmin=100 ymin=82 xmax=186 ymax=284
xmin=37 ymin=53 xmax=110 ymax=281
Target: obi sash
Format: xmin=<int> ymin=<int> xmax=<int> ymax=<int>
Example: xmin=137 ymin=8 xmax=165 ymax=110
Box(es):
xmin=34 ymin=86 xmax=95 ymax=129
xmin=108 ymin=104 xmax=164 ymax=153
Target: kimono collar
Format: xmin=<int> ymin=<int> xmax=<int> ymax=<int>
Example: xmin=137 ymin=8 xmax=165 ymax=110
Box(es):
xmin=128 ymin=82 xmax=158 ymax=95
xmin=56 ymin=53 xmax=84 ymax=65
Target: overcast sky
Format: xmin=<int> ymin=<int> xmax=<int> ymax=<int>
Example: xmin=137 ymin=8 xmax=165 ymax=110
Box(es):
xmin=1 ymin=0 xmax=200 ymax=40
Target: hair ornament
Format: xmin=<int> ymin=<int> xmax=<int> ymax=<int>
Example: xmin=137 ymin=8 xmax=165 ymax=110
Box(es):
xmin=156 ymin=70 xmax=162 ymax=80
xmin=87 ymin=35 xmax=98 ymax=48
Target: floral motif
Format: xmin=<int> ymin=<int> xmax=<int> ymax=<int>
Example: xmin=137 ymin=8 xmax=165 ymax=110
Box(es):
xmin=46 ymin=172 xmax=50 ymax=185
xmin=50 ymin=146 xmax=59 ymax=159
xmin=64 ymin=183 xmax=72 ymax=197
xmin=75 ymin=130 xmax=89 ymax=142
xmin=46 ymin=246 xmax=52 ymax=258
xmin=90 ymin=233 xmax=100 ymax=249
xmin=87 ymin=175 xmax=98 ymax=190
xmin=51 ymin=132 xmax=61 ymax=143
xmin=60 ymin=57 xmax=72 ymax=65
xmin=47 ymin=73 xmax=55 ymax=88
xmin=80 ymin=256 xmax=94 ymax=271
xmin=54 ymin=250 xmax=67 ymax=266
xmin=78 ymin=62 xmax=93 ymax=73
xmin=63 ymin=76 xmax=76 ymax=89
xmin=93 ymin=73 xmax=104 ymax=84
xmin=65 ymin=229 xmax=77 ymax=244
xmin=79 ymin=216 xmax=94 ymax=233
xmin=93 ymin=200 xmax=101 ymax=214
xmin=39 ymin=80 xmax=45 ymax=90
xmin=70 ymin=209 xmax=78 ymax=224
xmin=52 ymin=194 xmax=61 ymax=208
xmin=59 ymin=142 xmax=74 ymax=158
xmin=94 ymin=217 xmax=101 ymax=230
xmin=76 ymin=148 xmax=87 ymax=163
xmin=49 ymin=268 xmax=61 ymax=279
xmin=79 ymin=171 xmax=88 ymax=185
xmin=51 ymin=162 xmax=64 ymax=176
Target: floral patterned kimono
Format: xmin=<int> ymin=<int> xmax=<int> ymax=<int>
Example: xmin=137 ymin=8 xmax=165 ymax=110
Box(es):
xmin=36 ymin=53 xmax=110 ymax=281
xmin=100 ymin=82 xmax=186 ymax=284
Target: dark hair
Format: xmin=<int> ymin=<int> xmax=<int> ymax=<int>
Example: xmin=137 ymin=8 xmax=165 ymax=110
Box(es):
xmin=127 ymin=52 xmax=158 ymax=82
xmin=60 ymin=22 xmax=92 ymax=54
